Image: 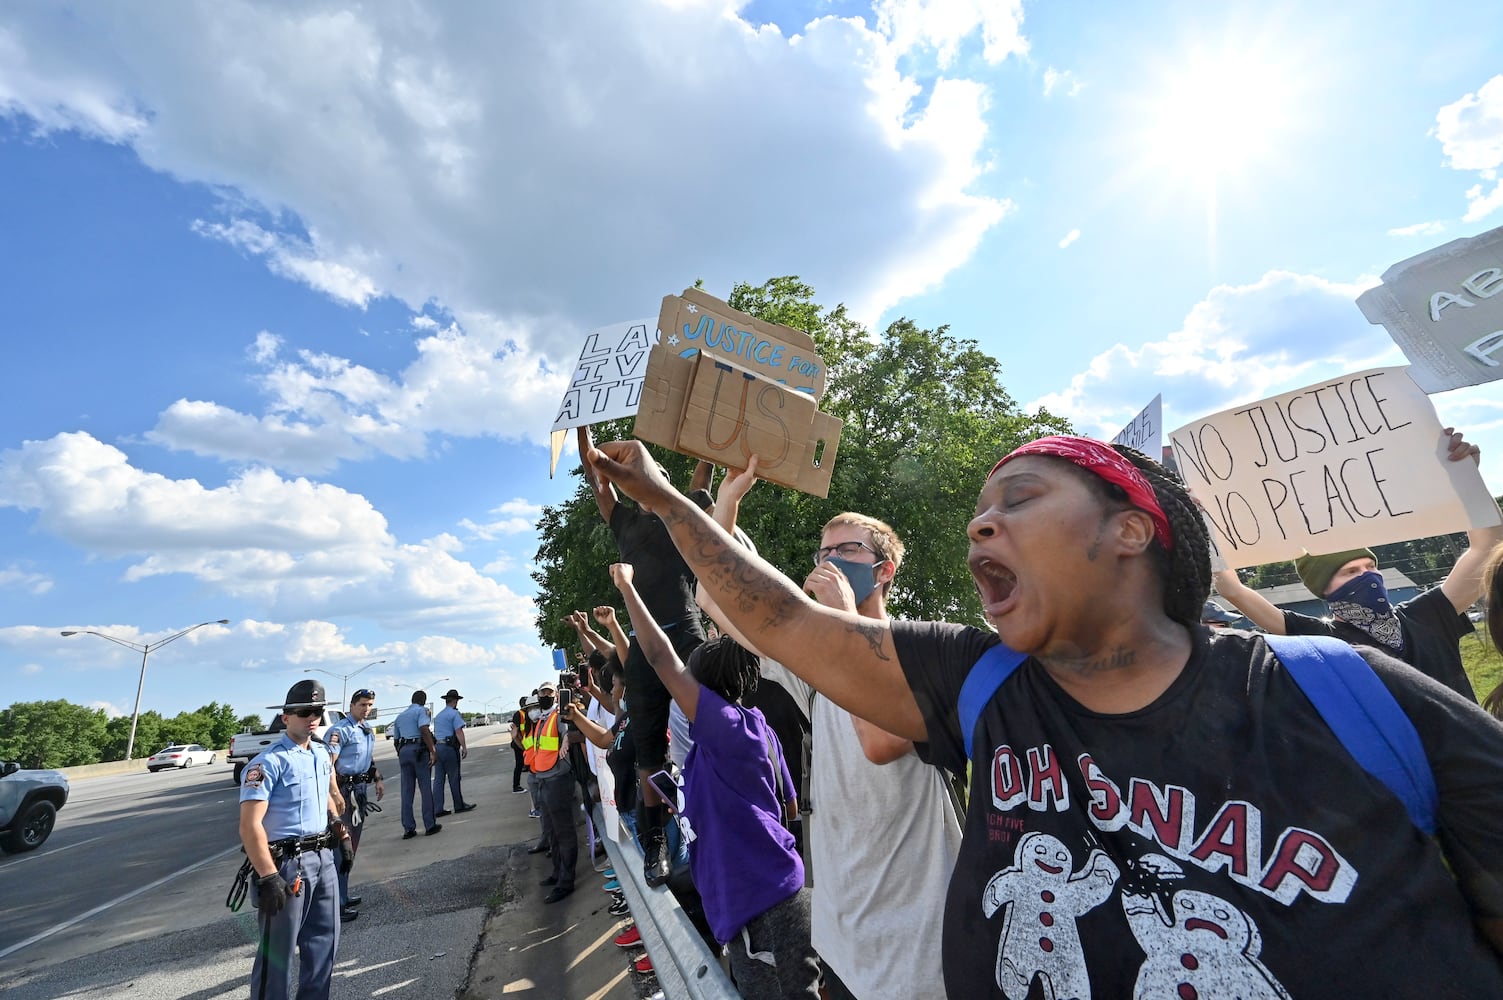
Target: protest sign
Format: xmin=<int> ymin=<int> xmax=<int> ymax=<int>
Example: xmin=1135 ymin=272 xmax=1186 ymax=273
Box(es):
xmin=1356 ymin=224 xmax=1503 ymax=392
xmin=1167 ymin=367 xmax=1501 ymax=569
xmin=549 ymin=317 xmax=656 ymax=476
xmin=1110 ymin=394 xmax=1163 ymax=456
xmin=656 ymin=288 xmax=827 ymax=399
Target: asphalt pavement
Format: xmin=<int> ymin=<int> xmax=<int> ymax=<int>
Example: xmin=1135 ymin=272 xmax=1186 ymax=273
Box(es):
xmin=0 ymin=727 xmax=639 ymax=999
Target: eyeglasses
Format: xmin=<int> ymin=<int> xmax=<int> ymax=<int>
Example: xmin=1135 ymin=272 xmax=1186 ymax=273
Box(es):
xmin=352 ymin=689 xmax=375 ymax=701
xmin=288 ymin=707 xmax=320 ymax=718
xmin=813 ymin=540 xmax=880 ymax=566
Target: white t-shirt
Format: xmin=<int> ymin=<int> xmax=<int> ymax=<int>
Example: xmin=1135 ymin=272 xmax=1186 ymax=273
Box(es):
xmin=585 ymin=699 xmax=616 ymax=777
xmin=810 ymin=695 xmax=960 ymax=998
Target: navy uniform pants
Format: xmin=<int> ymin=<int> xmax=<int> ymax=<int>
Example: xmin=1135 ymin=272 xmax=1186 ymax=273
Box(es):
xmin=536 ymin=770 xmax=578 ymax=889
xmin=336 ymin=779 xmax=368 ymax=906
xmin=250 ymin=846 xmax=340 ymax=1000
xmin=397 ymin=743 xmax=436 ymax=833
xmin=431 ymin=743 xmax=467 ymax=811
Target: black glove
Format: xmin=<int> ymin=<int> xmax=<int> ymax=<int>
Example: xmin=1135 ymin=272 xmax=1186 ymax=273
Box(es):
xmin=338 ymin=836 xmax=356 ymax=874
xmin=255 ymin=871 xmax=292 ymax=917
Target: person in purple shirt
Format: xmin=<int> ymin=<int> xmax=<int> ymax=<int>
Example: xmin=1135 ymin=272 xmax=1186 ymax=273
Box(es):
xmin=609 ymin=561 xmax=818 ymax=999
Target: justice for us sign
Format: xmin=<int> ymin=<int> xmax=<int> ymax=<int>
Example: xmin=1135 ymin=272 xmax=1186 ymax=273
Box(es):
xmin=1357 ymin=224 xmax=1503 ymax=393
xmin=1167 ymin=367 xmax=1501 ymax=569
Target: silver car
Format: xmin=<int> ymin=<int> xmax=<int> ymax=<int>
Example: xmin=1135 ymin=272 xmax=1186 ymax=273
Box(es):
xmin=0 ymin=761 xmax=69 ymax=853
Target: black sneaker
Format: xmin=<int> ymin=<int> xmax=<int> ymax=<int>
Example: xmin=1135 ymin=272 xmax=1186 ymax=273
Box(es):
xmin=643 ymin=840 xmax=670 ymax=888
xmin=608 ymin=895 xmax=630 ymax=916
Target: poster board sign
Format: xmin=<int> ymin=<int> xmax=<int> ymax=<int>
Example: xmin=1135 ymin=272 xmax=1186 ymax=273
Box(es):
xmin=1356 ymin=224 xmax=1503 ymax=392
xmin=657 ymin=288 xmax=827 ymax=399
xmin=1110 ymin=393 xmax=1163 ymax=456
xmin=595 ymin=743 xmax=618 ymax=842
xmin=549 ymin=318 xmax=657 ymax=475
xmin=1166 ymin=367 xmax=1501 ymax=569
xmin=636 ymin=351 xmax=842 ymax=496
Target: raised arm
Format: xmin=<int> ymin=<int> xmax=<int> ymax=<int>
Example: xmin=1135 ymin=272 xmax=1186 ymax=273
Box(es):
xmin=577 ymin=425 xmax=617 ymax=523
xmin=1438 ymin=429 xmax=1503 ymax=614
xmin=694 ymin=457 xmax=768 ymax=655
xmin=611 ymin=562 xmax=704 ymax=722
xmin=592 ymin=605 xmax=630 ymax=663
xmin=560 ymin=702 xmax=613 ymax=749
xmin=689 ymin=459 xmax=715 ymax=495
xmin=1212 ymin=569 xmax=1288 ymax=634
xmin=589 ymin=440 xmax=924 ymax=741
xmin=569 ymin=611 xmax=612 ymax=656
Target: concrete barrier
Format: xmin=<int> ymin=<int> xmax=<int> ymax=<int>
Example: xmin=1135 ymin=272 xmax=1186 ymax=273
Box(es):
xmin=52 ymin=749 xmax=230 ymax=782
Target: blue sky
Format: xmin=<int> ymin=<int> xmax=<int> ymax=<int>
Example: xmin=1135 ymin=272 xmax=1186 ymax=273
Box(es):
xmin=2 ymin=0 xmax=1501 ymax=727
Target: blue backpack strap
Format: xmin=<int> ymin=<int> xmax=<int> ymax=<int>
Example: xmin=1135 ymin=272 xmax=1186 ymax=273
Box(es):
xmin=959 ymin=642 xmax=1028 ymax=760
xmin=1265 ymin=634 xmax=1439 ymax=835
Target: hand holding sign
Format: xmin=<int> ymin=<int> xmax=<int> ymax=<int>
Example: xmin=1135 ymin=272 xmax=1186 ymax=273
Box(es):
xmin=588 ymin=440 xmax=677 ymax=516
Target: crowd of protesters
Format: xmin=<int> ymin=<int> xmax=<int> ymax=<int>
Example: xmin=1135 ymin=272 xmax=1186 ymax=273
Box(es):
xmin=503 ymin=423 xmax=1503 ymax=1000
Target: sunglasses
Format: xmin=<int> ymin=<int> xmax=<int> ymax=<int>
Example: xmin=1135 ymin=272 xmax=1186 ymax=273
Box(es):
xmin=352 ymin=689 xmax=375 ymax=701
xmin=287 ymin=707 xmax=320 ymax=718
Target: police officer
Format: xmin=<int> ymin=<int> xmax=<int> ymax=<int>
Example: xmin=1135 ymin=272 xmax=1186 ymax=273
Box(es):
xmin=391 ymin=690 xmax=442 ymax=839
xmin=528 ymin=680 xmax=577 ymax=903
xmin=431 ymin=688 xmax=476 ymax=817
xmin=239 ymin=679 xmax=354 ymax=1000
xmin=326 ymin=688 xmax=385 ymax=920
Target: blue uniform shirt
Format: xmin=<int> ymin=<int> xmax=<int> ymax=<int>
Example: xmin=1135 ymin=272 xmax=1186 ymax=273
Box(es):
xmin=240 ymin=734 xmax=333 ymax=839
xmin=391 ymin=703 xmax=431 ymax=740
xmin=327 ymin=715 xmax=375 ymax=776
xmin=433 ymin=705 xmax=465 ymax=740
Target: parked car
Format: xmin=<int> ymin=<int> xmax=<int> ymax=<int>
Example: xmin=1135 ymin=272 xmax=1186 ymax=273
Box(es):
xmin=0 ymin=760 xmax=69 ymax=853
xmin=146 ymin=744 xmax=218 ymax=772
xmin=228 ymin=709 xmax=347 ymax=785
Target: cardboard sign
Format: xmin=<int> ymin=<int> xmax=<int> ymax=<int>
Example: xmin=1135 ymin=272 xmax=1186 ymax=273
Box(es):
xmin=1357 ymin=224 xmax=1503 ymax=392
xmin=1110 ymin=394 xmax=1163 ymax=456
xmin=635 ymin=350 xmax=842 ymax=497
xmin=552 ymin=318 xmax=658 ymax=433
xmin=656 ymin=288 xmax=827 ymax=399
xmin=1167 ymin=367 xmax=1501 ymax=569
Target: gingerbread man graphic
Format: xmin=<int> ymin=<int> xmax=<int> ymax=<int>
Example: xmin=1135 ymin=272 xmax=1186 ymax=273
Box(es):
xmin=982 ymin=832 xmax=1120 ymax=1000
xmin=1122 ymin=885 xmax=1290 ymax=1000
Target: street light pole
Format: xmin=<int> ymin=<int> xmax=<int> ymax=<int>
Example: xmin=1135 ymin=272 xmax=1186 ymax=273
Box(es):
xmin=61 ymin=619 xmax=231 ymax=762
xmin=305 ymin=659 xmax=386 ymax=707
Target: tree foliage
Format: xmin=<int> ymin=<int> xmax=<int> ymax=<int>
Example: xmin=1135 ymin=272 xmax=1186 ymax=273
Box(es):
xmin=531 ymin=276 xmax=1071 ymax=644
xmin=0 ymin=700 xmax=250 ymax=768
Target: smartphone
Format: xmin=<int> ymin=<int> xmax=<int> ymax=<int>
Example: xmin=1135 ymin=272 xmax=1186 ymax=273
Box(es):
xmin=648 ymin=769 xmax=680 ymax=814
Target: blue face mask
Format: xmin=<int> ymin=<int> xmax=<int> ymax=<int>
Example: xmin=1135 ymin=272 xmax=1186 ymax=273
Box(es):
xmin=1326 ymin=570 xmax=1404 ymax=652
xmin=826 ymin=556 xmax=881 ymax=606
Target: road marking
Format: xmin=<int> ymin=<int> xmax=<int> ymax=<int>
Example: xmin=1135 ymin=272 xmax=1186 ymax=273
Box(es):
xmin=0 ymin=843 xmax=242 ymax=961
xmin=0 ymin=835 xmax=105 ymax=873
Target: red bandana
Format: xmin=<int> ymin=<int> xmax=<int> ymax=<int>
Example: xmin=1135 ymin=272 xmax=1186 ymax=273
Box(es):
xmin=989 ymin=436 xmax=1174 ymax=550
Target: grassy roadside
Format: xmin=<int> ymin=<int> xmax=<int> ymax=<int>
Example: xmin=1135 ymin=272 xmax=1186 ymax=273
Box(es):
xmin=1462 ymin=632 xmax=1503 ymax=705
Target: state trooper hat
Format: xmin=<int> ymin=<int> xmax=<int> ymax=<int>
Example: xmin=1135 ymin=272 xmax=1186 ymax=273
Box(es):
xmin=268 ymin=678 xmax=330 ymax=711
xmin=442 ymin=688 xmax=463 ymax=701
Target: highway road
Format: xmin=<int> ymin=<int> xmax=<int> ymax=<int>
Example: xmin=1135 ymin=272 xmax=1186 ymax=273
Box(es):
xmin=0 ymin=729 xmax=519 ymax=999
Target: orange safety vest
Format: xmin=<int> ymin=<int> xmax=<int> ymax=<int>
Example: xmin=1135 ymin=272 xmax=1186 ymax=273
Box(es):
xmin=521 ymin=715 xmax=537 ymax=767
xmin=529 ymin=709 xmax=561 ymax=773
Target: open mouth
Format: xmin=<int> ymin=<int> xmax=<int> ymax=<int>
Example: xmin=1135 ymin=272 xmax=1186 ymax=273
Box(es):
xmin=1034 ymin=860 xmax=1063 ymax=875
xmin=1184 ymin=918 xmax=1227 ymax=939
xmin=971 ymin=557 xmax=1018 ymax=617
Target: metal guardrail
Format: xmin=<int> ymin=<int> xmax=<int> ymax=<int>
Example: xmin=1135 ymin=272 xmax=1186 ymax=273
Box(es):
xmin=591 ymin=805 xmax=741 ymax=1000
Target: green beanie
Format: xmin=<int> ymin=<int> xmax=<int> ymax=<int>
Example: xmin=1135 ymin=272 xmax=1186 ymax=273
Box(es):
xmin=1293 ymin=548 xmax=1377 ymax=599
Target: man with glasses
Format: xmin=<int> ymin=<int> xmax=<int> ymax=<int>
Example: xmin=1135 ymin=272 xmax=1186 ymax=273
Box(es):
xmin=391 ymin=690 xmax=441 ymax=840
xmin=802 ymin=514 xmax=962 ymax=1000
xmin=239 ymin=679 xmax=353 ymax=1000
xmin=327 ymin=689 xmax=385 ymax=921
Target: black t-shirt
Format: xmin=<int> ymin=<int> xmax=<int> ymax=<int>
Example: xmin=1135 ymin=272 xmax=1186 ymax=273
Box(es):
xmin=742 ymin=677 xmax=810 ymax=804
xmin=609 ymin=491 xmax=712 ymax=627
xmin=607 ymin=712 xmax=637 ymax=813
xmin=1284 ymin=587 xmax=1477 ymax=701
xmin=511 ymin=710 xmax=524 ymax=745
xmin=894 ymin=619 xmax=1503 ymax=1000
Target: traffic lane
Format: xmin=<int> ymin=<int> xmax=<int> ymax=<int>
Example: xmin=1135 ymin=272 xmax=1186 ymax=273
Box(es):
xmin=2 ymin=729 xmax=519 ymax=998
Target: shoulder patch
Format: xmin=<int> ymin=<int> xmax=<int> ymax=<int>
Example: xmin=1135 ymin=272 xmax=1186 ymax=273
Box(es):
xmin=243 ymin=763 xmax=265 ymax=787
xmin=328 ymin=730 xmax=341 ymax=747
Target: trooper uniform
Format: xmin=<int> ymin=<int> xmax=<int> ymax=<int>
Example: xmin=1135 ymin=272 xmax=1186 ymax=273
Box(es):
xmin=326 ymin=696 xmax=382 ymax=915
xmin=431 ymin=689 xmax=474 ymax=815
xmin=391 ymin=696 xmax=440 ymax=837
xmin=239 ymin=680 xmax=346 ymax=1000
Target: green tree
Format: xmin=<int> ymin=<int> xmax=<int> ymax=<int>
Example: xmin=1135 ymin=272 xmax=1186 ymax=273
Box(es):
xmin=0 ymin=700 xmax=110 ymax=768
xmin=103 ymin=710 xmax=166 ymax=761
xmin=238 ymin=713 xmax=265 ymax=733
xmin=530 ymin=276 xmax=1071 ymax=642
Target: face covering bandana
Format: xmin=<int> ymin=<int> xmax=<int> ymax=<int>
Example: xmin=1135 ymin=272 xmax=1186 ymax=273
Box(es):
xmin=826 ymin=556 xmax=880 ymax=606
xmin=1326 ymin=570 xmax=1404 ymax=653
xmin=537 ymin=696 xmax=555 ymax=711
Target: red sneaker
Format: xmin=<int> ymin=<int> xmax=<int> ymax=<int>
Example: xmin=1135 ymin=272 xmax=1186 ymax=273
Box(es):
xmin=633 ymin=954 xmax=653 ymax=974
xmin=614 ymin=925 xmax=642 ymax=949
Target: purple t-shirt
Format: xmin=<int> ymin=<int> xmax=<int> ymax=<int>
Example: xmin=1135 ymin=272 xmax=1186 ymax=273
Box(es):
xmin=682 ymin=686 xmax=803 ymax=944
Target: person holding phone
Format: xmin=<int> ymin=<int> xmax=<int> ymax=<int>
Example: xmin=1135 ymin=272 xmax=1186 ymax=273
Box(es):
xmin=529 ymin=680 xmax=578 ymax=903
xmin=609 ymin=561 xmax=818 ymax=999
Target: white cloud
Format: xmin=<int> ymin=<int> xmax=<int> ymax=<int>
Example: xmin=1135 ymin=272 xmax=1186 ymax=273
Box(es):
xmin=1434 ymin=75 xmax=1503 ymax=222
xmin=22 ymin=663 xmax=42 ymax=675
xmin=461 ymin=498 xmax=542 ymax=540
xmin=1058 ymin=228 xmax=1081 ymax=249
xmin=0 ymin=565 xmax=52 ymax=594
xmin=0 ymin=1 xmax=1019 ymax=357
xmin=1032 ymin=270 xmax=1401 ymax=439
xmin=1042 ymin=67 xmax=1082 ymax=98
xmin=1386 ymin=221 xmax=1445 ymax=237
xmin=89 ymin=700 xmax=125 ymax=718
xmin=873 ymin=0 xmax=1027 ymax=67
xmin=0 ymin=432 xmax=534 ymax=631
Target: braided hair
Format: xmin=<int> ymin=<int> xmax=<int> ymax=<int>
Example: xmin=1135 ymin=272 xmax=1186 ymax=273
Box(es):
xmin=1065 ymin=445 xmax=1212 ymax=626
xmin=686 ymin=635 xmax=761 ymax=705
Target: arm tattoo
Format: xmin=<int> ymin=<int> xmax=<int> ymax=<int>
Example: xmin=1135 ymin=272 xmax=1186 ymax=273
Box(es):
xmin=847 ymin=619 xmax=894 ymax=662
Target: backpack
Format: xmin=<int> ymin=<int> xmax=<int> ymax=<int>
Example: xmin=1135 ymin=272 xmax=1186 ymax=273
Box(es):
xmin=957 ymin=633 xmax=1439 ymax=835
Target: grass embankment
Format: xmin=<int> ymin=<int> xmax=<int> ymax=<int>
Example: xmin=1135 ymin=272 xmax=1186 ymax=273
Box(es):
xmin=1462 ymin=632 xmax=1502 ymax=704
